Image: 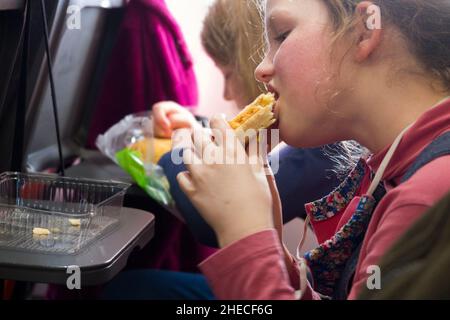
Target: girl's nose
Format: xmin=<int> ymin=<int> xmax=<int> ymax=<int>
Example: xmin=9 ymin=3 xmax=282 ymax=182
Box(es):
xmin=255 ymin=56 xmax=274 ymax=84
xmin=223 ymin=81 xmax=233 ymax=101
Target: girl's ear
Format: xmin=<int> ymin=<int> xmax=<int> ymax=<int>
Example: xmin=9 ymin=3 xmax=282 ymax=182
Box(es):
xmin=354 ymin=1 xmax=383 ymax=63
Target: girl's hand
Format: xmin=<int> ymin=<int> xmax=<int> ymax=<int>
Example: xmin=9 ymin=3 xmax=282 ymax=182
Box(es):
xmin=152 ymin=101 xmax=201 ymax=138
xmin=176 ymin=116 xmax=274 ymax=247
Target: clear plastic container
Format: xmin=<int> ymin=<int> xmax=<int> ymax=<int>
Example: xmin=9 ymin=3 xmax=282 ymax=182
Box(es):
xmin=0 ymin=172 xmax=130 ymax=254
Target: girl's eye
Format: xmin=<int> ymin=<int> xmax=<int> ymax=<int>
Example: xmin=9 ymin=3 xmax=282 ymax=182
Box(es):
xmin=274 ymin=30 xmax=291 ymax=43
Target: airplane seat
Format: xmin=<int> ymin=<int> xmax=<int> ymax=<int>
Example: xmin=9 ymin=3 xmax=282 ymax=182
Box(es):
xmin=0 ymin=0 xmax=28 ymax=173
xmin=24 ymin=0 xmax=127 ymax=174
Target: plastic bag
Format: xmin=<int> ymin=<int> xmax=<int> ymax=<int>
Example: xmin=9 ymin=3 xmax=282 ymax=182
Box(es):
xmin=96 ymin=113 xmax=173 ymax=206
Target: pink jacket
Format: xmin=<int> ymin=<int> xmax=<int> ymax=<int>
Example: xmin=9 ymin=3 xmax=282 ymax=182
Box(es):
xmin=87 ymin=0 xmax=198 ymax=148
xmin=199 ymin=98 xmax=450 ymax=300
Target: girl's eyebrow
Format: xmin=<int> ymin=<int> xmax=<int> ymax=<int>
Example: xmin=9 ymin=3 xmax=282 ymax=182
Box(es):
xmin=265 ymin=8 xmax=291 ymax=31
xmin=265 ymin=10 xmax=278 ymax=29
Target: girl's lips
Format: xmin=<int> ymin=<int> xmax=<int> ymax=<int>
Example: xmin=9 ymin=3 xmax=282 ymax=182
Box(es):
xmin=266 ymin=84 xmax=279 ymax=99
xmin=266 ymin=84 xmax=280 ymax=125
xmin=273 ymin=100 xmax=279 ymax=118
xmin=270 ymin=99 xmax=280 ymax=129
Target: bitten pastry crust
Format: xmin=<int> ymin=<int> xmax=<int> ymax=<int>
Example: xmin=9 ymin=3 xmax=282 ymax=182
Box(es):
xmin=228 ymin=93 xmax=276 ymax=144
xmin=228 ymin=93 xmax=276 ymax=131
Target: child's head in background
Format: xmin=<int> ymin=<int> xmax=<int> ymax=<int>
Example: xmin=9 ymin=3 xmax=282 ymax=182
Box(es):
xmin=201 ymin=0 xmax=265 ymax=107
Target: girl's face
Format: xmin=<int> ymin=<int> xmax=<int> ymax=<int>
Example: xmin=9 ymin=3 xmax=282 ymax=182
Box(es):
xmin=216 ymin=63 xmax=250 ymax=109
xmin=255 ymin=0 xmax=347 ymax=147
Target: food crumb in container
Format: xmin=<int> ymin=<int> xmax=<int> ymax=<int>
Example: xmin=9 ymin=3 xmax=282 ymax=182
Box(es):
xmin=33 ymin=227 xmax=51 ymax=236
xmin=69 ymin=219 xmax=81 ymax=227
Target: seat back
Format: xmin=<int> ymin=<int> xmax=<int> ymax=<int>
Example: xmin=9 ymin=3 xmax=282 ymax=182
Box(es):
xmin=24 ymin=0 xmax=127 ymax=172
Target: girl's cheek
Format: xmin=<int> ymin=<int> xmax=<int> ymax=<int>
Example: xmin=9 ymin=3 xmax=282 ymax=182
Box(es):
xmin=280 ymin=34 xmax=331 ymax=92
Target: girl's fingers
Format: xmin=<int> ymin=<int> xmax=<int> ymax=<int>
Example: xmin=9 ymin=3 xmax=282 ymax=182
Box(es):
xmin=182 ymin=147 xmax=202 ymax=179
xmin=210 ymin=114 xmax=249 ymax=161
xmin=153 ymin=103 xmax=171 ymax=130
xmin=153 ymin=101 xmax=191 ymax=131
xmin=210 ymin=114 xmax=230 ymax=129
xmin=191 ymin=128 xmax=216 ymax=159
xmin=209 ymin=114 xmax=230 ymax=147
xmin=177 ymin=171 xmax=196 ymax=195
xmin=168 ymin=113 xmax=197 ymax=130
xmin=192 ymin=129 xmax=223 ymax=165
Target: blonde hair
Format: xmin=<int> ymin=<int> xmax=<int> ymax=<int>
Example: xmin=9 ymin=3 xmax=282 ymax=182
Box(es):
xmin=201 ymin=0 xmax=265 ymax=104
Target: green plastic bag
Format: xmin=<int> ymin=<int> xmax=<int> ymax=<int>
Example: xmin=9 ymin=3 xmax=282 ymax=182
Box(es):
xmin=116 ymin=148 xmax=173 ymax=206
